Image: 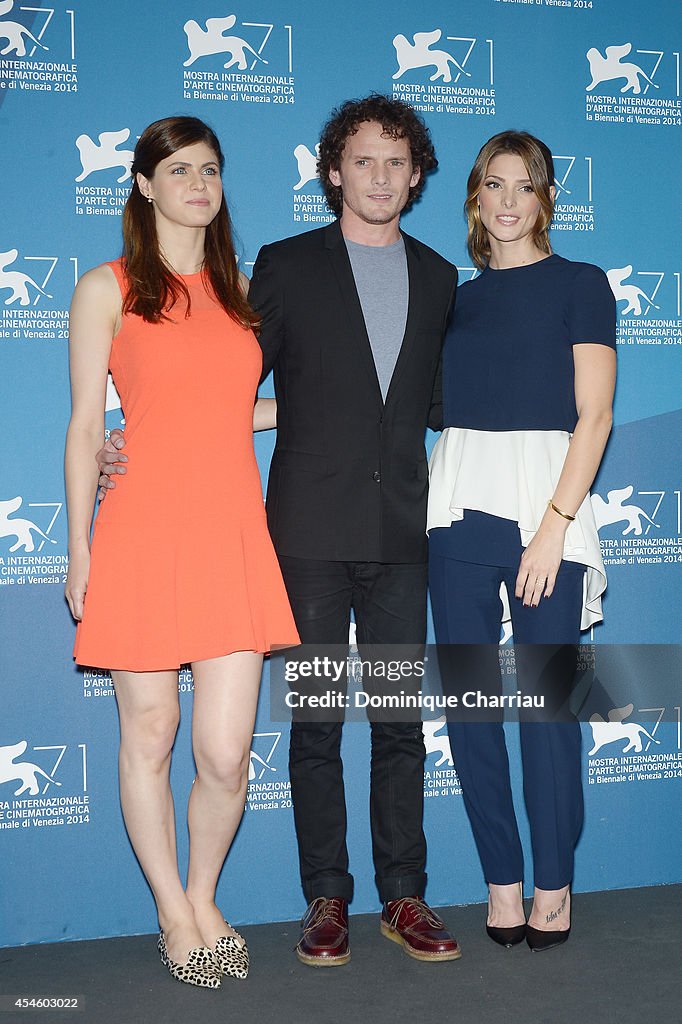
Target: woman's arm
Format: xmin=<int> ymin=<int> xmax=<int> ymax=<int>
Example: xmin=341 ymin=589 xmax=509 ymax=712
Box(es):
xmin=516 ymin=343 xmax=616 ymax=606
xmin=64 ymin=266 xmax=119 ymax=619
xmin=253 ymin=397 xmax=277 ymax=431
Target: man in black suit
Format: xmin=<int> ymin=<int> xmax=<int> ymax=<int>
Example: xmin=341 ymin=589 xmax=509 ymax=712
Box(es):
xmin=249 ymin=96 xmax=459 ymax=965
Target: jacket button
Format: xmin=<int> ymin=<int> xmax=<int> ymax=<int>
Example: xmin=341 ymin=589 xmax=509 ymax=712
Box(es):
xmin=372 ymin=471 xmax=381 ymax=483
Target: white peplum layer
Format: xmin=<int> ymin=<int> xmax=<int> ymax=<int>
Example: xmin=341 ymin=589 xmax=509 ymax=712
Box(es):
xmin=427 ymin=427 xmax=606 ymax=630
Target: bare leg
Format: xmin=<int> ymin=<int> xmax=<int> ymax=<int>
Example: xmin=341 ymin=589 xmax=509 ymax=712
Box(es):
xmin=529 ymin=884 xmax=571 ymax=931
xmin=112 ymin=669 xmax=205 ymax=964
xmin=487 ymin=881 xmax=525 ymax=928
xmin=185 ymin=651 xmax=263 ymax=947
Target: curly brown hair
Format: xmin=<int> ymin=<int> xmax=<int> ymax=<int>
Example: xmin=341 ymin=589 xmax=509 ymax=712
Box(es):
xmin=318 ymin=94 xmax=437 ymax=218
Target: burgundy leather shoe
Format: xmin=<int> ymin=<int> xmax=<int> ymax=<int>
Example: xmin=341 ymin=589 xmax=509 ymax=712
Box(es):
xmin=381 ymin=897 xmax=461 ymax=962
xmin=296 ymin=897 xmax=350 ymax=967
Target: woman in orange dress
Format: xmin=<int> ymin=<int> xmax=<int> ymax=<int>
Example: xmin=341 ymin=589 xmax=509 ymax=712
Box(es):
xmin=64 ymin=116 xmax=299 ymax=988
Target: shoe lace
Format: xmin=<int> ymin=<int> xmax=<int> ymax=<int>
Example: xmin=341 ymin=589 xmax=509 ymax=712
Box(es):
xmin=301 ymin=897 xmax=346 ymax=937
xmin=387 ymin=897 xmax=444 ymax=931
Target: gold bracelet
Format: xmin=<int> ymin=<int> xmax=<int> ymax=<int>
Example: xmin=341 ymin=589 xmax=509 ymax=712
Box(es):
xmin=547 ymin=499 xmax=576 ymax=522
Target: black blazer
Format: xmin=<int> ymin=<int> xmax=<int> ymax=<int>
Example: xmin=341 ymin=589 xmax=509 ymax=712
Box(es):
xmin=249 ymin=219 xmax=456 ymax=563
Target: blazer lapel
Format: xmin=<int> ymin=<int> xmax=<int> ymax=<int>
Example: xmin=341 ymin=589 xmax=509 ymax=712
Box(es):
xmin=325 ymin=221 xmax=383 ymax=405
xmin=383 ymin=232 xmax=423 ymax=407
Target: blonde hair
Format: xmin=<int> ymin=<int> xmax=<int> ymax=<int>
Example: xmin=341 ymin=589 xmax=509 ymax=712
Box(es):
xmin=465 ymin=131 xmax=555 ymax=270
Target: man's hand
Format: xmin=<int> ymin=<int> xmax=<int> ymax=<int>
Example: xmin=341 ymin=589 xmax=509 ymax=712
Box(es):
xmin=96 ymin=428 xmax=127 ymax=500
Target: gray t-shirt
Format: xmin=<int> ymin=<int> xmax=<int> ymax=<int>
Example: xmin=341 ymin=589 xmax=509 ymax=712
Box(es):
xmin=345 ymin=236 xmax=408 ymax=401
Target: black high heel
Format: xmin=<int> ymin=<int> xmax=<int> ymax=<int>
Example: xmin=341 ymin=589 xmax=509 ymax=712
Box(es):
xmin=526 ymin=887 xmax=571 ymax=951
xmin=486 ymin=883 xmax=526 ymax=948
xmin=525 ymin=924 xmax=570 ymax=952
xmin=486 ymin=922 xmax=527 ymax=948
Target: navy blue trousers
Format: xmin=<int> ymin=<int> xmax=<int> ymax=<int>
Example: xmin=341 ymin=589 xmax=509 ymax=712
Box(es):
xmin=429 ymin=516 xmax=585 ymax=890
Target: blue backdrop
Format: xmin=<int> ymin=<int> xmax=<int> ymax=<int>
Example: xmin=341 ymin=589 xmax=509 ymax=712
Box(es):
xmin=1 ymin=0 xmax=680 ymax=947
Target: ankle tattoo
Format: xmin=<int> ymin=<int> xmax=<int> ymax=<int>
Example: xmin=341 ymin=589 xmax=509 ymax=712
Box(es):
xmin=545 ymin=892 xmax=568 ymax=925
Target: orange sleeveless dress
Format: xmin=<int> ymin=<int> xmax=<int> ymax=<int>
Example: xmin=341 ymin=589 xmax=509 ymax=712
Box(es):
xmin=73 ymin=260 xmax=299 ymax=670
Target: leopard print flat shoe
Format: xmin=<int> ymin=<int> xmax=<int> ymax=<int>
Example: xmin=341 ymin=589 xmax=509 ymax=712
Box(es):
xmin=158 ymin=930 xmax=222 ymax=988
xmin=214 ymin=926 xmax=249 ymax=979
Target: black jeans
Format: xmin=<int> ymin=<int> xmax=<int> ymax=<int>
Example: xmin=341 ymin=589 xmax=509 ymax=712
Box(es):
xmin=278 ymin=556 xmax=428 ymax=904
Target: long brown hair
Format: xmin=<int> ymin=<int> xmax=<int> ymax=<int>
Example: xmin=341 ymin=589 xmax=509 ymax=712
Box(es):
xmin=465 ymin=130 xmax=555 ymax=270
xmin=122 ymin=116 xmax=257 ymax=328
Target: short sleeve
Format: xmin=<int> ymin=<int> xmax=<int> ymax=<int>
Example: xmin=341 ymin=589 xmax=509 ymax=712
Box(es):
xmin=567 ymin=263 xmax=616 ymax=349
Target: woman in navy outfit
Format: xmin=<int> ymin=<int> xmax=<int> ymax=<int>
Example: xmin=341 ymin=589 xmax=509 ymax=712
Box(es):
xmin=428 ymin=131 xmax=616 ymax=950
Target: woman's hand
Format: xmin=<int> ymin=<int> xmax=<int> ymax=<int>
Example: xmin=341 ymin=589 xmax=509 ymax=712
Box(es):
xmin=65 ymin=546 xmax=91 ymax=621
xmin=515 ymin=514 xmax=568 ymax=606
xmin=514 ymin=343 xmax=615 ymax=609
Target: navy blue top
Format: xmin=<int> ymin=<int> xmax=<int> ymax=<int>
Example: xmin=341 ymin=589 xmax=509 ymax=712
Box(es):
xmin=442 ymin=254 xmax=616 ymax=433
